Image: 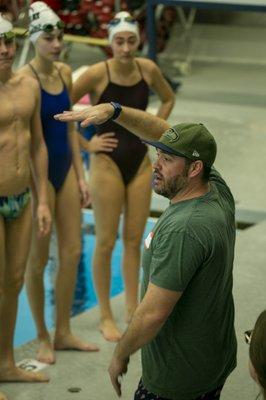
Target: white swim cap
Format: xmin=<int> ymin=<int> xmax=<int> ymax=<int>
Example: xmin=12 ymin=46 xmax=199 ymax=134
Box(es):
xmin=108 ymin=11 xmax=139 ymax=44
xmin=29 ymin=1 xmax=62 ymax=43
xmin=0 ymin=13 xmax=13 ymax=37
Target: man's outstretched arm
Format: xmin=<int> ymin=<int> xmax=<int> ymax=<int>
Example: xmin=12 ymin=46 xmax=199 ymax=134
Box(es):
xmin=54 ymin=103 xmax=170 ymax=141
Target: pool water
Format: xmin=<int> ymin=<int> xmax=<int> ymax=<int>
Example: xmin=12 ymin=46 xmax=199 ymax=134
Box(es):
xmin=14 ymin=210 xmax=157 ymax=347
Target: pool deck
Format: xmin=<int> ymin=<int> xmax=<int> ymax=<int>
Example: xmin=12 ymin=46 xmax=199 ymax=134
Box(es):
xmin=3 ymin=219 xmax=266 ymax=400
xmin=5 ymin=295 xmax=140 ymax=400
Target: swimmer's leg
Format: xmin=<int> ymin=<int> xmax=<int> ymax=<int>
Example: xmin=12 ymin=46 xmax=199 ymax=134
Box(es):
xmin=53 ymin=167 xmax=98 ymax=352
xmin=90 ymin=154 xmax=125 ymax=342
xmin=25 ymin=183 xmax=56 ymax=364
xmin=0 ymin=203 xmax=49 ymax=382
xmin=0 ymin=218 xmax=8 ymax=395
xmin=123 ymin=155 xmax=152 ymax=322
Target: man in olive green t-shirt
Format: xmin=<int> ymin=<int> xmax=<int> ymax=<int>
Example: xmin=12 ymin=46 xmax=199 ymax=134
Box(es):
xmin=55 ymin=103 xmax=237 ymax=400
xmin=139 ymin=164 xmax=236 ymax=400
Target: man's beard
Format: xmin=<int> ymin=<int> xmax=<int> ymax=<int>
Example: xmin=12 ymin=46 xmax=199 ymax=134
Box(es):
xmin=153 ymin=169 xmax=189 ymax=200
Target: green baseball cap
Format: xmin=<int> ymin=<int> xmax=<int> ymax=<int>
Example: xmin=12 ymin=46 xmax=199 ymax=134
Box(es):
xmin=144 ymin=123 xmax=217 ymax=167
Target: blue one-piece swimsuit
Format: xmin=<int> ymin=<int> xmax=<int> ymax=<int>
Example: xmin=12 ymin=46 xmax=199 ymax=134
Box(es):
xmin=29 ymin=64 xmax=72 ymax=192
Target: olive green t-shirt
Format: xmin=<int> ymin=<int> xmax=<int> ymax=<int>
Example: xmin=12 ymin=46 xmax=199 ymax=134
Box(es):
xmin=141 ymin=169 xmax=237 ymax=400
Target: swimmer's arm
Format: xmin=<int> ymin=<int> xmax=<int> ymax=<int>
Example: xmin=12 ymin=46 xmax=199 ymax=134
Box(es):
xmin=149 ymin=61 xmax=175 ymax=120
xmin=69 ymin=126 xmax=92 ymax=207
xmin=64 ymin=64 xmax=86 ymax=182
xmin=64 ymin=64 xmax=90 ymax=206
xmin=69 ymin=124 xmax=86 ymax=181
xmin=111 ymin=282 xmax=182 ymax=360
xmin=72 ymin=63 xmax=102 ymax=104
xmin=78 ymin=134 xmax=91 ymax=152
xmin=55 ymin=105 xmax=170 ymax=141
xmin=69 ymin=124 xmax=91 ymax=205
xmin=30 ymin=83 xmax=49 ymax=206
xmin=78 ymin=132 xmax=118 ymax=153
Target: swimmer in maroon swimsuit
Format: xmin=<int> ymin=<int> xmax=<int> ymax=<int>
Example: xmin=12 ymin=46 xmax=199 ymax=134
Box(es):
xmin=72 ymin=11 xmax=175 ymax=342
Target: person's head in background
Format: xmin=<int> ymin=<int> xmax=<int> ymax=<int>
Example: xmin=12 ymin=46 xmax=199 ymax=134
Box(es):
xmin=249 ymin=310 xmax=266 ymax=399
xmin=29 ymin=1 xmax=64 ymax=63
xmin=0 ymin=0 xmax=16 ymax=22
xmin=0 ymin=13 xmax=16 ymax=74
xmin=108 ymin=11 xmax=140 ymax=63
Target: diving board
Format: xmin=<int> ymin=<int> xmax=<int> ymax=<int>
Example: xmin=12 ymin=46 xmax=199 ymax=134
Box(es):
xmin=147 ymin=0 xmax=266 ymax=61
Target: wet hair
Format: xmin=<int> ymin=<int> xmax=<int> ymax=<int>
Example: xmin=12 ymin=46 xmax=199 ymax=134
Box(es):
xmin=250 ymin=310 xmax=266 ymax=399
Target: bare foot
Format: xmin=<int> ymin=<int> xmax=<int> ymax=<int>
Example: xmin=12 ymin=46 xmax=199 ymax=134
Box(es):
xmin=54 ymin=333 xmax=99 ymax=352
xmin=99 ymin=319 xmax=122 ymax=342
xmin=0 ymin=366 xmax=49 ymax=383
xmin=37 ymin=338 xmax=56 ymax=364
xmin=0 ymin=391 xmax=7 ymax=400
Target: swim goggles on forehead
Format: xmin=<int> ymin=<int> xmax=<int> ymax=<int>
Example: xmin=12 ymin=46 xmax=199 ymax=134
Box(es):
xmin=109 ymin=16 xmax=137 ymax=26
xmin=0 ymin=31 xmax=15 ymax=40
xmin=29 ymin=21 xmax=65 ymax=35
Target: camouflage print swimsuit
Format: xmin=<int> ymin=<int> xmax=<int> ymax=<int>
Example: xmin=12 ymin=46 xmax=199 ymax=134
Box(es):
xmin=0 ymin=188 xmax=30 ymax=220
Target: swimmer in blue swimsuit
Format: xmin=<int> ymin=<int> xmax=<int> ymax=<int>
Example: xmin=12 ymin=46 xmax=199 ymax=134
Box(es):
xmin=18 ymin=2 xmax=98 ymax=365
xmin=72 ymin=12 xmax=175 ymax=342
xmin=0 ymin=14 xmax=51 ymax=388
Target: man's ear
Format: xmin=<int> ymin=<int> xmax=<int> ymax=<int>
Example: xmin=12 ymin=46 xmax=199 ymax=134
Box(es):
xmin=188 ymin=160 xmax=204 ymax=178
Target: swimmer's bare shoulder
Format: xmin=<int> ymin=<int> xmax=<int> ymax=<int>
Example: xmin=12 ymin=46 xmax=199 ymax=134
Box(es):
xmin=135 ymin=57 xmax=163 ymax=86
xmin=14 ymin=72 xmax=40 ymax=101
xmin=17 ymin=64 xmax=35 ymax=79
xmin=0 ymin=72 xmax=39 ymax=113
xmin=76 ymin=61 xmax=107 ymax=86
xmin=72 ymin=61 xmax=107 ymax=103
xmin=17 ymin=65 xmax=42 ymax=96
xmin=55 ymin=61 xmax=72 ymax=89
xmin=16 ymin=64 xmax=29 ymax=75
xmin=20 ymin=73 xmax=39 ymax=89
xmin=55 ymin=60 xmax=70 ymax=73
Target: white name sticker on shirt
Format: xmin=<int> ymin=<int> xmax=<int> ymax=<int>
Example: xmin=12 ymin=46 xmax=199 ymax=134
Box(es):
xmin=145 ymin=231 xmax=154 ymax=249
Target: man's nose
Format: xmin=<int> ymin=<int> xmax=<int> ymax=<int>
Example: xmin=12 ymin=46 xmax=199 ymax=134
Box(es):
xmin=0 ymin=41 xmax=8 ymax=54
xmin=153 ymin=158 xmax=161 ymax=170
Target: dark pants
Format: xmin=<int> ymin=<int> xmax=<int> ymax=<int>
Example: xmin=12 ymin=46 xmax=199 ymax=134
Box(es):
xmin=134 ymin=380 xmax=223 ymax=400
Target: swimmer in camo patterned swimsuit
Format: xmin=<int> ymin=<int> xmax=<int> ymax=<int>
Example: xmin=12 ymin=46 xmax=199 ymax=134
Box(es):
xmin=0 ymin=14 xmax=51 ymax=393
